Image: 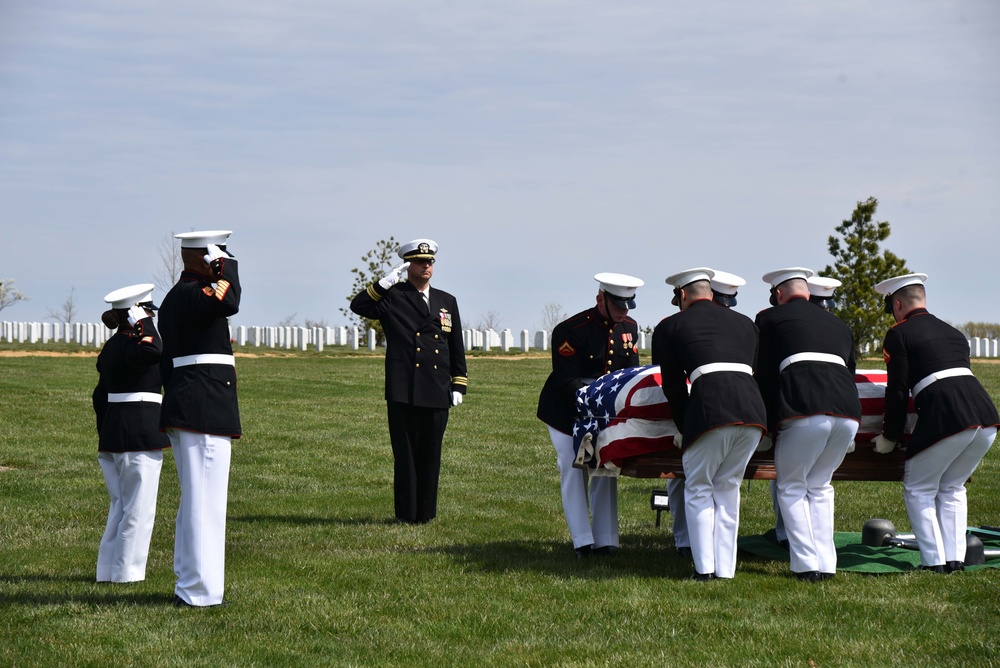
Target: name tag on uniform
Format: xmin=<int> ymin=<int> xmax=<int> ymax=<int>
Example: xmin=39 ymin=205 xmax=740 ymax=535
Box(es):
xmin=439 ymin=309 xmax=453 ymax=332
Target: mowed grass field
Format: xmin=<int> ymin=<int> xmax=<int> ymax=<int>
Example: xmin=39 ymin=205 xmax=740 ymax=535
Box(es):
xmin=1 ymin=347 xmax=999 ymax=667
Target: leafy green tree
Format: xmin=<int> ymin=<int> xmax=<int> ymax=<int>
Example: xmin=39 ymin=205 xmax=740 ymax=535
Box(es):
xmin=823 ymin=196 xmax=909 ymax=359
xmin=958 ymin=322 xmax=1000 ymax=340
xmin=0 ymin=278 xmax=30 ymax=314
xmin=341 ymin=236 xmax=399 ymax=345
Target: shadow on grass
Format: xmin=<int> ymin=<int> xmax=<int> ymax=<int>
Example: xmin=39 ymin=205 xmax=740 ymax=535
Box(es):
xmin=0 ymin=581 xmax=176 ymax=608
xmin=230 ymin=514 xmax=400 ymax=527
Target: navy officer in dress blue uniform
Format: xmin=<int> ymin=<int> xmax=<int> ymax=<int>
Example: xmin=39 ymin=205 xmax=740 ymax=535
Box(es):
xmin=652 ymin=268 xmax=766 ymax=581
xmin=158 ymin=230 xmax=241 ymax=607
xmin=350 ymin=238 xmax=468 ymax=524
xmin=537 ymin=272 xmax=644 ymax=558
xmin=874 ymin=273 xmax=999 ymax=573
xmin=755 ymin=268 xmax=861 ymax=582
xmin=666 ymin=269 xmax=746 ymax=561
xmin=93 ymin=283 xmax=170 ymax=583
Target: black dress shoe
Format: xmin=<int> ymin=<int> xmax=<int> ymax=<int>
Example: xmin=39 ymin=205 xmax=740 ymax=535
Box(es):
xmin=689 ymin=572 xmax=716 ymax=582
xmin=676 ymin=546 xmax=693 ymax=559
xmin=919 ymin=564 xmax=947 ymax=574
xmin=819 ymin=572 xmax=835 ymax=581
xmin=575 ymin=544 xmax=593 ymax=560
xmin=778 ymin=540 xmax=790 ymax=550
xmin=172 ymin=594 xmax=192 ymax=607
xmin=592 ymin=545 xmax=619 ymax=557
xmin=795 ymin=571 xmax=823 ymax=583
xmin=946 ymin=561 xmax=965 ymax=574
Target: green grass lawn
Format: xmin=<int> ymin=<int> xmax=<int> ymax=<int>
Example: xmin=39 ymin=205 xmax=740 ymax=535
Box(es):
xmin=2 ymin=348 xmax=999 ymax=667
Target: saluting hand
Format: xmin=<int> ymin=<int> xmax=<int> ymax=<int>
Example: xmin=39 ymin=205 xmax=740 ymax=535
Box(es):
xmin=378 ymin=262 xmax=410 ymax=289
xmin=127 ymin=304 xmax=152 ymax=327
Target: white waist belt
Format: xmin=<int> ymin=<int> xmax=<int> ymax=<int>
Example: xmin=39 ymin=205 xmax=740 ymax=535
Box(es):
xmin=778 ymin=352 xmax=847 ymax=373
xmin=108 ymin=392 xmax=162 ymax=404
xmin=689 ymin=362 xmax=753 ymax=383
xmin=173 ymin=354 xmax=236 ymax=368
xmin=912 ymin=367 xmax=974 ymax=397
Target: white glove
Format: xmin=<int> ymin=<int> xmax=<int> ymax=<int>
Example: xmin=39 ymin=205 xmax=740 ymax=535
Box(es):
xmin=874 ymin=434 xmax=896 ymax=454
xmin=757 ymin=435 xmax=773 ymax=452
xmin=127 ymin=304 xmax=151 ymax=327
xmin=451 ymin=391 xmax=463 ymax=407
xmin=845 ymin=439 xmax=856 ymax=454
xmin=203 ymin=244 xmax=229 ymax=264
xmin=672 ymin=433 xmax=683 ymax=449
xmin=378 ymin=262 xmax=410 ymax=290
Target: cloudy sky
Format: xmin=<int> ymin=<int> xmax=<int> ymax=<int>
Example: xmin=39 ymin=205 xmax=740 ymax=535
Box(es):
xmin=2 ymin=0 xmax=997 ymax=333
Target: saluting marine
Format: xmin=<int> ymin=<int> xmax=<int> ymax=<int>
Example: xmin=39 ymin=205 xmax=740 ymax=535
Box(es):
xmin=159 ymin=230 xmax=241 ymax=607
xmin=92 ymin=283 xmax=169 ymax=583
xmin=537 ymin=273 xmax=644 ymax=558
xmin=351 ymin=238 xmax=468 ymax=524
xmin=874 ymin=273 xmax=999 ymax=573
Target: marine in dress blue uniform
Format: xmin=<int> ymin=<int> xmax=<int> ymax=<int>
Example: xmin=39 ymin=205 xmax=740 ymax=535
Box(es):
xmin=158 ymin=230 xmax=241 ymax=607
xmin=874 ymin=273 xmax=999 ymax=572
xmin=93 ymin=283 xmax=170 ymax=583
xmin=537 ymin=273 xmax=644 ymax=558
xmin=350 ymin=239 xmax=468 ymax=524
xmin=756 ymin=268 xmax=861 ymax=582
xmin=652 ymin=268 xmax=766 ymax=580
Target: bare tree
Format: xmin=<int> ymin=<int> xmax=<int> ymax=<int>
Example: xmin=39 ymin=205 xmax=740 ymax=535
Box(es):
xmin=153 ymin=231 xmax=183 ymax=296
xmin=540 ymin=302 xmax=566 ymax=332
xmin=277 ymin=313 xmax=299 ymax=327
xmin=0 ymin=278 xmax=30 ymax=314
xmin=47 ymin=286 xmax=78 ymax=324
xmin=475 ymin=310 xmax=503 ymax=331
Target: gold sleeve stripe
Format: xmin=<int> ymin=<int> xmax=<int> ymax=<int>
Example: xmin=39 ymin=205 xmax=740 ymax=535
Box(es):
xmin=366 ymin=284 xmax=383 ymax=301
xmin=451 ymin=376 xmax=469 ymax=386
xmin=215 ymin=279 xmax=231 ymax=301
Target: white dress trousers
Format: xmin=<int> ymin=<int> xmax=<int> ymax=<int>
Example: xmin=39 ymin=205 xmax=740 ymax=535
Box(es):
xmin=169 ymin=429 xmax=232 ymax=606
xmin=666 ymin=478 xmax=688 ymax=548
xmin=774 ymin=414 xmax=858 ymax=574
xmin=548 ymin=426 xmax=618 ymax=550
xmin=769 ymin=480 xmax=786 ymax=543
xmin=97 ymin=450 xmax=164 ymax=583
xmin=903 ymin=425 xmax=996 ymax=566
xmin=682 ymin=425 xmax=761 ymax=578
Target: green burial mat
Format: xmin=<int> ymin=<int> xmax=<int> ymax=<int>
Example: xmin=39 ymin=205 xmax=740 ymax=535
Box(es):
xmin=738 ymin=530 xmax=1000 ymax=574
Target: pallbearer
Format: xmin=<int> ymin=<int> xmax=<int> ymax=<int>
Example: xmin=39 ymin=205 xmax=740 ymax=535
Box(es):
xmin=93 ymin=283 xmax=169 ymax=583
xmin=874 ymin=273 xmax=999 ymax=573
xmin=159 ymin=230 xmax=242 ymax=606
xmin=756 ymin=268 xmax=861 ymax=582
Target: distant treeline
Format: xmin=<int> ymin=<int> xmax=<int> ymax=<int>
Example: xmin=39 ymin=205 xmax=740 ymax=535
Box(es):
xmin=956 ymin=322 xmax=1000 ymax=339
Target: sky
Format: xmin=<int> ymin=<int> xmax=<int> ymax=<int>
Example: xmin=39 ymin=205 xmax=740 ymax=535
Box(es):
xmin=2 ymin=0 xmax=998 ymax=333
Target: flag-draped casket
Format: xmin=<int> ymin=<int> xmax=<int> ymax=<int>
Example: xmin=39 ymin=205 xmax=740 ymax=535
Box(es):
xmin=573 ymin=366 xmax=915 ymax=480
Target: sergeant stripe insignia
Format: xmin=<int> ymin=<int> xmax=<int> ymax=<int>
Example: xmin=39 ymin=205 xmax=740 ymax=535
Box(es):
xmin=558 ymin=341 xmax=576 ymax=357
xmin=215 ymin=279 xmax=231 ymax=301
xmin=883 ymin=348 xmax=891 ymax=364
xmin=202 ymin=286 xmax=215 ymax=297
xmin=141 ymin=336 xmax=154 ymax=344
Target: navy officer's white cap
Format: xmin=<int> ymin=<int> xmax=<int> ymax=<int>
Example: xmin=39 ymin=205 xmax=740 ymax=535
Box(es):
xmin=175 ymin=230 xmax=232 ymax=248
xmin=104 ymin=283 xmax=156 ymax=309
xmin=710 ymin=270 xmax=746 ymax=296
xmin=398 ymin=238 xmax=438 ymax=261
xmin=665 ymin=267 xmax=714 ymax=289
xmin=761 ymin=267 xmax=814 ymax=287
xmin=594 ymin=272 xmax=644 ymax=309
xmin=807 ymin=276 xmax=842 ymax=298
xmin=874 ymin=273 xmax=928 ymax=296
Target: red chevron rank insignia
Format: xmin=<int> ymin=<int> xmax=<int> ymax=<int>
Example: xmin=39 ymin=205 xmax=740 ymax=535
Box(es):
xmin=558 ymin=341 xmax=576 ymax=357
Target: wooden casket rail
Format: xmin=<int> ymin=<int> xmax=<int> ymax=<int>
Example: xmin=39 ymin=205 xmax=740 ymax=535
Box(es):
xmin=617 ymin=439 xmax=907 ymax=481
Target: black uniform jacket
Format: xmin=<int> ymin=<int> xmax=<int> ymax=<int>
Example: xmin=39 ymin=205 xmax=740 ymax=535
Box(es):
xmin=351 ymin=280 xmax=468 ymax=409
xmin=651 ymin=298 xmax=766 ymax=447
xmin=754 ymin=296 xmax=862 ymax=435
xmin=882 ymin=308 xmax=999 ymax=458
xmin=158 ymin=260 xmax=242 ymax=437
xmin=537 ymin=307 xmax=640 ymax=434
xmin=92 ymin=317 xmax=171 ymax=453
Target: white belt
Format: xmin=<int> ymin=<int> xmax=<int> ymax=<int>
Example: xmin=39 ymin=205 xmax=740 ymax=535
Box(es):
xmin=108 ymin=392 xmax=162 ymax=404
xmin=912 ymin=367 xmax=974 ymax=397
xmin=778 ymin=352 xmax=847 ymax=373
xmin=173 ymin=354 xmax=236 ymax=368
xmin=689 ymin=362 xmax=753 ymax=383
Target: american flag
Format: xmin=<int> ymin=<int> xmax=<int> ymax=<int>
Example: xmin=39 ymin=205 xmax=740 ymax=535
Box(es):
xmin=573 ymin=367 xmax=914 ymax=476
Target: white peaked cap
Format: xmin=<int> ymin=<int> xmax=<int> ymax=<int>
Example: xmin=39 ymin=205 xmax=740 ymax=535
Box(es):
xmin=761 ymin=267 xmax=814 ymax=288
xmin=104 ymin=283 xmax=155 ymax=309
xmin=665 ymin=267 xmax=714 ymax=289
xmin=594 ymin=272 xmax=645 ymax=297
xmin=807 ymin=275 xmax=842 ymax=298
xmin=175 ymin=230 xmax=233 ymax=248
xmin=709 ymin=270 xmax=746 ymax=296
xmin=874 ymin=273 xmax=928 ymax=296
xmin=398 ymin=238 xmax=438 ymax=260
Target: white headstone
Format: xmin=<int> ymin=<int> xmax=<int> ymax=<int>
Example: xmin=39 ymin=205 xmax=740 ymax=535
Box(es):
xmin=534 ymin=330 xmax=549 ymax=351
xmin=520 ymin=329 xmax=530 ymax=352
xmin=351 ymin=327 xmax=360 ymax=351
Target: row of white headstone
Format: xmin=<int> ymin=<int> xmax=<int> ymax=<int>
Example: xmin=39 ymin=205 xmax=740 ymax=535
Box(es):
xmin=3 ymin=321 xmax=1000 ymax=358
